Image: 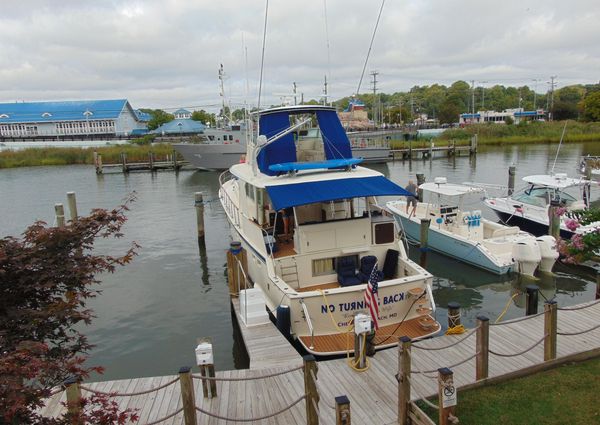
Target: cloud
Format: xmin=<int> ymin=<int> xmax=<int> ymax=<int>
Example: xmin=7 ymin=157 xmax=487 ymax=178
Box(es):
xmin=0 ymin=0 xmax=598 ymax=111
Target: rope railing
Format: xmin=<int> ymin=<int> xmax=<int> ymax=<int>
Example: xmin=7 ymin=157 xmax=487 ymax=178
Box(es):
xmin=194 ymin=395 xmax=306 ymax=422
xmin=557 ymin=322 xmax=600 ymax=336
xmin=557 ymin=298 xmax=600 ymax=311
xmin=191 ymin=364 xmax=303 ymax=381
xmin=412 ymin=326 xmax=479 ymax=351
xmin=142 ymin=407 xmax=184 ymax=425
xmin=412 ymin=352 xmax=478 ymax=375
xmin=79 ymin=377 xmax=180 ymax=397
xmin=488 ymin=334 xmax=547 ymax=358
xmin=489 ymin=311 xmax=544 ymax=326
xmin=412 ymin=388 xmax=439 ymax=411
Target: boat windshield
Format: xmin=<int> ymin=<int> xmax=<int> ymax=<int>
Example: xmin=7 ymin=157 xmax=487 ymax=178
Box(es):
xmin=513 ymin=186 xmax=577 ymax=207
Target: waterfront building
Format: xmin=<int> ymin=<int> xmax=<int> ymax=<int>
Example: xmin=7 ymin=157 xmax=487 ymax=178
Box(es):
xmin=152 ymin=108 xmax=206 ymax=136
xmin=0 ymin=99 xmax=149 ymax=138
xmin=459 ymin=108 xmax=546 ymax=125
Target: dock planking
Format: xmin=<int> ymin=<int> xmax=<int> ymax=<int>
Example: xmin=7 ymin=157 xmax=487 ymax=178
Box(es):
xmin=40 ymin=299 xmax=600 ymax=424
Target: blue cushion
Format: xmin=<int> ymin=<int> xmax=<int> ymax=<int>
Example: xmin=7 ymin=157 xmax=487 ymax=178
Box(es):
xmin=339 ymin=275 xmax=362 ymax=287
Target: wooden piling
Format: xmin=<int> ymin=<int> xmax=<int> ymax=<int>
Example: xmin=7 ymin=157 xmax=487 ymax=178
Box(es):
xmin=416 ymin=173 xmax=426 ymax=202
xmin=335 ymin=395 xmax=351 ymax=425
xmin=525 ymin=285 xmax=539 ymax=316
xmin=438 ymin=368 xmax=457 ymax=425
xmin=544 ymin=301 xmax=557 ymax=361
xmin=303 ymin=355 xmax=319 ymax=425
xmin=353 ymin=332 xmax=367 ymax=369
xmin=398 ymin=336 xmax=411 ymax=425
xmin=195 ymin=192 xmax=205 ymax=240
xmin=508 ymin=165 xmax=516 ymax=196
xmin=66 ymin=191 xmax=78 ymax=221
xmin=121 ymin=152 xmax=128 ymax=173
xmin=584 ymin=159 xmax=592 ymax=180
xmin=148 ymin=151 xmax=155 ymax=171
xmin=227 ymin=242 xmax=247 ymax=295
xmin=469 ymin=134 xmax=477 ymax=155
xmin=55 ymin=203 xmax=65 ymax=227
xmin=548 ymin=199 xmax=561 ymax=240
xmin=178 ymin=366 xmax=198 ymax=425
xmin=419 ymin=218 xmax=430 ymax=268
xmin=93 ymin=151 xmax=103 ymax=174
xmin=475 ymin=315 xmax=489 ymax=380
xmin=172 ymin=150 xmax=178 ymax=170
xmin=596 ymin=271 xmax=600 ymax=300
xmin=447 ymin=302 xmax=461 ymax=328
xmin=64 ymin=377 xmax=82 ymax=425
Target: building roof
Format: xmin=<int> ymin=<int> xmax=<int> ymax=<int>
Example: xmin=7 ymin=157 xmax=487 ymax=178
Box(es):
xmin=152 ymin=118 xmax=206 ymax=134
xmin=174 ymin=108 xmax=191 ymax=115
xmin=0 ymin=99 xmax=132 ymax=123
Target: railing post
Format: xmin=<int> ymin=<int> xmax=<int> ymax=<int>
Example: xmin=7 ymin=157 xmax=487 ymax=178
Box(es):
xmin=178 ymin=366 xmax=198 ymax=425
xmin=303 ymin=355 xmax=319 ymax=425
xmin=55 ymin=203 xmax=65 ymax=227
xmin=438 ymin=368 xmax=457 ymax=425
xmin=476 ymin=315 xmax=489 ymax=380
xmin=64 ymin=376 xmax=82 ymax=425
xmin=335 ymin=395 xmax=351 ymax=425
xmin=447 ymin=302 xmax=461 ymax=328
xmin=544 ymin=300 xmax=557 ymax=361
xmin=67 ymin=191 xmax=78 ymax=221
xmin=526 ymin=285 xmax=539 ymax=316
xmin=398 ymin=336 xmax=411 ymax=425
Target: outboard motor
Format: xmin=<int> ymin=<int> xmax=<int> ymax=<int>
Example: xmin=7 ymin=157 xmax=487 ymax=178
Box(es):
xmin=512 ymin=239 xmax=542 ymax=277
xmin=536 ymin=235 xmax=559 ymax=273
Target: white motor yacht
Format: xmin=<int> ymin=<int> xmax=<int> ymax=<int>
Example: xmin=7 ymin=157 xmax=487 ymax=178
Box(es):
xmin=219 ymin=105 xmax=440 ymax=356
xmin=387 ymin=178 xmax=558 ymax=276
xmin=484 ymin=173 xmax=597 ymax=239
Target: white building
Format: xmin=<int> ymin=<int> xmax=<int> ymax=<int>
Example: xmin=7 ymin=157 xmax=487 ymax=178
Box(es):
xmin=459 ymin=108 xmax=545 ymax=125
xmin=0 ymin=99 xmax=149 ymax=138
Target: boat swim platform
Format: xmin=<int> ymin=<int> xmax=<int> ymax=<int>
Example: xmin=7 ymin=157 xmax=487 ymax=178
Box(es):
xmin=40 ymin=299 xmax=600 ymax=424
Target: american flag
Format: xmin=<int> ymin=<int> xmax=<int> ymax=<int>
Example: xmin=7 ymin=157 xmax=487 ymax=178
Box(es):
xmin=364 ymin=263 xmax=381 ymax=330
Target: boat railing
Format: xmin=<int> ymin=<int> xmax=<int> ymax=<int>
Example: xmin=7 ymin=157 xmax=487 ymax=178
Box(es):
xmin=299 ymin=299 xmax=315 ymax=350
xmin=219 ymin=170 xmax=240 ymax=226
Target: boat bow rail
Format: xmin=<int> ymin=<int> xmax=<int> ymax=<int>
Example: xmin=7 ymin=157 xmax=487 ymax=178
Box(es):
xmin=219 ymin=170 xmax=240 ymax=226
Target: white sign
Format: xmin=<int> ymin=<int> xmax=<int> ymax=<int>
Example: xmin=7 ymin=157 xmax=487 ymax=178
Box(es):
xmin=442 ymin=384 xmax=457 ymax=408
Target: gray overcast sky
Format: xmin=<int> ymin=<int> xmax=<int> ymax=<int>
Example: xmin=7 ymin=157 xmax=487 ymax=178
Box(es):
xmin=1 ymin=0 xmax=599 ymax=112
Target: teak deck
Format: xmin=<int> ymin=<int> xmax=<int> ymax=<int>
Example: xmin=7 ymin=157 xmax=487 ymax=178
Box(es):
xmin=299 ymin=316 xmax=440 ymax=355
xmin=40 ymin=299 xmax=600 ymax=424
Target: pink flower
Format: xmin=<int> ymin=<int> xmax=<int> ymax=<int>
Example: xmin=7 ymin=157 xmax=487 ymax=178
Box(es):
xmin=555 ymin=207 xmax=568 ymax=216
xmin=570 ymin=234 xmax=585 ymax=250
xmin=565 ymin=219 xmax=580 ymax=232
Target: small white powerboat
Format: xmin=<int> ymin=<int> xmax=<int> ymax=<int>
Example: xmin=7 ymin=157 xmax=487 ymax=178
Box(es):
xmin=386 ymin=178 xmax=558 ymax=276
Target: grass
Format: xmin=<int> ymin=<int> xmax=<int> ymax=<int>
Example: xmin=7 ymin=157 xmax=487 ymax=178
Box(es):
xmin=417 ymin=357 xmax=600 ymax=425
xmin=0 ymin=143 xmax=179 ymax=169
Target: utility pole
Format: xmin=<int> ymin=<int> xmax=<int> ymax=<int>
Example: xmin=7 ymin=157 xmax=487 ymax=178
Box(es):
xmin=370 ymin=70 xmax=379 ymax=127
xmin=479 ymin=81 xmax=488 ymax=110
xmin=548 ymin=76 xmax=557 ymax=121
xmin=471 ymin=80 xmax=475 ymax=116
xmin=532 ymin=79 xmax=539 ymax=110
xmin=293 ymin=82 xmax=298 ymax=106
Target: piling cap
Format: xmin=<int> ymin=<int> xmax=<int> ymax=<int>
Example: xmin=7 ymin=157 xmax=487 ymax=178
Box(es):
xmin=447 ymin=301 xmax=461 ymax=309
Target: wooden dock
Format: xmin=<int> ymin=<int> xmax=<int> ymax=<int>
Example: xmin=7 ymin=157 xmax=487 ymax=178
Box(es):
xmin=230 ymin=297 xmax=302 ymax=369
xmin=93 ymin=151 xmax=190 ymax=174
xmin=40 ymin=298 xmax=600 ymax=424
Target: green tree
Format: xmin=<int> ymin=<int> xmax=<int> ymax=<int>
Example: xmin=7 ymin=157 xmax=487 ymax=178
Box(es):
xmin=582 ymin=92 xmax=600 ymax=121
xmin=139 ymin=109 xmax=174 ymax=130
xmin=191 ymin=110 xmax=216 ymax=126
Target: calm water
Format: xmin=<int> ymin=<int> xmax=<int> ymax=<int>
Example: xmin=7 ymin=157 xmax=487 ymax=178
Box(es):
xmin=1 ymin=142 xmax=599 ymax=381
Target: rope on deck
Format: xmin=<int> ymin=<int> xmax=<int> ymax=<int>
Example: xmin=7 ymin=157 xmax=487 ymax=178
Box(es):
xmin=412 ymin=326 xmax=479 ymax=351
xmin=557 ymin=298 xmax=600 ymax=311
xmin=80 ymin=377 xmax=180 ymax=397
xmin=195 ymin=395 xmax=306 ymax=422
xmin=489 ymin=311 xmax=544 ymax=326
xmin=488 ymin=334 xmax=547 ymax=357
xmin=558 ymin=322 xmax=600 ymax=336
xmin=412 ymin=352 xmax=478 ymax=375
xmin=191 ymin=364 xmax=303 ymax=381
xmin=142 ymin=407 xmax=184 ymax=425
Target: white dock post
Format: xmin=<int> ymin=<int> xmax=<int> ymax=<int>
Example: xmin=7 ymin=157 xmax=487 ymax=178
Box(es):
xmin=67 ymin=192 xmax=78 ymax=221
xmin=54 ymin=204 xmax=65 ymax=227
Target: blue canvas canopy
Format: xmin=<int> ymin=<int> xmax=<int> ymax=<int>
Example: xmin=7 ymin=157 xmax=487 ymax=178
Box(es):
xmin=257 ymin=112 xmax=297 ymax=176
xmin=265 ymin=176 xmax=413 ymax=211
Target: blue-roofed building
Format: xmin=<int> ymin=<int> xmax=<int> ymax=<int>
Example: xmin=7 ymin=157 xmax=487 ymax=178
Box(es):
xmin=459 ymin=108 xmax=546 ymax=125
xmin=0 ymin=99 xmax=148 ymax=138
xmin=151 ymin=108 xmax=205 ymax=136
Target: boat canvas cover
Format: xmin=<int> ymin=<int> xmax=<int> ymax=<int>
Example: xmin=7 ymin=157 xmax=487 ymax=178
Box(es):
xmin=257 ymin=109 xmax=352 ymax=176
xmin=265 ymin=176 xmax=413 ymax=211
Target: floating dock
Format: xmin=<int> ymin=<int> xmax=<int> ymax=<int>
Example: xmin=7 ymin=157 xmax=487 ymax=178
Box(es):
xmin=40 ymin=298 xmax=600 ymax=424
xmin=93 ymin=151 xmax=191 ymax=174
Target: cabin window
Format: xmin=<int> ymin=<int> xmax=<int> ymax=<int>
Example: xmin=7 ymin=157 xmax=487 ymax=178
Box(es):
xmin=244 ymin=183 xmax=255 ymax=201
xmin=312 ymin=258 xmax=335 ymax=276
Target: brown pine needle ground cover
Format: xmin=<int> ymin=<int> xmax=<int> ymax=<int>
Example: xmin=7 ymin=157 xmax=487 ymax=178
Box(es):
xmin=418 ymin=357 xmax=600 ymax=425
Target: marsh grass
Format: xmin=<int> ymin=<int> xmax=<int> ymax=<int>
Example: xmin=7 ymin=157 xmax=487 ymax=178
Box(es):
xmin=0 ymin=143 xmax=179 ymax=168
